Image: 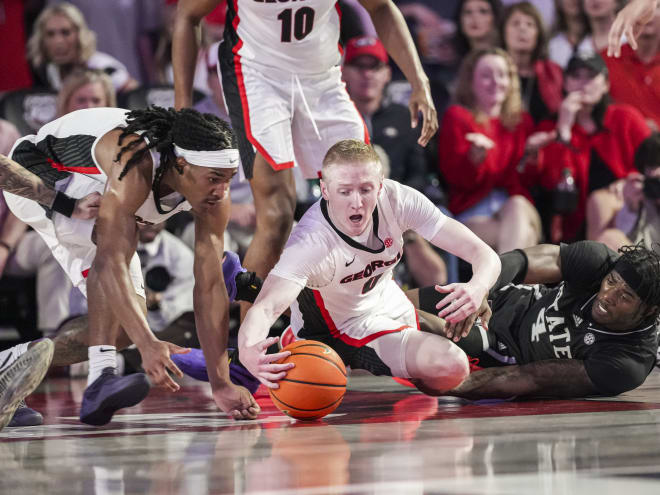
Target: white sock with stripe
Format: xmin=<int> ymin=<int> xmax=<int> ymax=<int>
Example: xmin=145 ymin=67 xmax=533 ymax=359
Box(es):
xmin=87 ymin=345 xmax=117 ymax=386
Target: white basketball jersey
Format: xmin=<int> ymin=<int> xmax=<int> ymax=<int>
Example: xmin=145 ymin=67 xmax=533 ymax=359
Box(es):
xmin=225 ymin=0 xmax=342 ymax=74
xmin=271 ymin=180 xmax=447 ymax=344
xmin=8 ymin=107 xmax=191 ymax=226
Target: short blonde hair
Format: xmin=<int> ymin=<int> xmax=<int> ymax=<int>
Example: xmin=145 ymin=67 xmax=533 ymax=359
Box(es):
xmin=27 ymin=2 xmax=96 ymax=68
xmin=321 ymin=139 xmax=383 ymax=182
xmin=454 ymin=47 xmax=523 ymax=130
xmin=57 ymin=68 xmax=116 ymax=116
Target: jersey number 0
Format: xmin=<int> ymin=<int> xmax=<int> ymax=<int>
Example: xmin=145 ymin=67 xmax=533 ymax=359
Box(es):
xmin=278 ymin=7 xmax=315 ymax=42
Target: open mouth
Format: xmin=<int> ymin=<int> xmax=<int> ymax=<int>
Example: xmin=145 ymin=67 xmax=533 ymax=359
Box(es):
xmin=594 ymin=300 xmax=609 ymax=317
xmin=349 ymin=214 xmax=363 ymax=224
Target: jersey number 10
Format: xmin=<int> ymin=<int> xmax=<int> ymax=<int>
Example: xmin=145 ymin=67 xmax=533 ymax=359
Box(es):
xmin=278 ymin=7 xmax=315 ymax=42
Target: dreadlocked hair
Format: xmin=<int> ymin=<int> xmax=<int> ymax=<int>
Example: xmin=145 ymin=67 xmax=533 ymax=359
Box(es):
xmin=115 ymin=106 xmax=236 ymax=214
xmin=618 ymin=244 xmax=660 ymax=322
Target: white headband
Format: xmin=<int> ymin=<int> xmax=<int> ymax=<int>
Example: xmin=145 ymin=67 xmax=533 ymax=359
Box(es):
xmin=173 ymin=145 xmax=239 ymax=169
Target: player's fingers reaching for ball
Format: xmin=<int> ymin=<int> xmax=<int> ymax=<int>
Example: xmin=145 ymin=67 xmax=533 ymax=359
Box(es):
xmin=165 ymin=357 xmax=184 ymax=379
xmin=419 ymin=104 xmax=438 ymax=147
xmin=258 ymin=336 xmax=280 ymax=352
xmin=263 ymin=349 xmax=292 ymax=365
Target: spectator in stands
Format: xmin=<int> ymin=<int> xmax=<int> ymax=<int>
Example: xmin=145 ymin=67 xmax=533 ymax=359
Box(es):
xmin=342 ymin=36 xmax=427 ymax=191
xmin=535 ymin=52 xmax=650 ymax=242
xmin=27 ymin=3 xmax=138 ymax=93
xmin=454 ymin=0 xmax=504 ymax=58
xmin=603 ymin=4 xmax=660 ymax=131
xmin=438 ymin=48 xmax=551 ymax=253
xmin=46 ymin=0 xmax=164 ymax=84
xmin=56 ymin=68 xmax=116 ymax=116
xmin=549 ymin=0 xmax=589 ymax=68
xmin=578 ymin=0 xmax=625 ymax=54
xmin=501 ymin=2 xmax=564 ymax=123
xmin=587 ymin=133 xmax=660 ymax=251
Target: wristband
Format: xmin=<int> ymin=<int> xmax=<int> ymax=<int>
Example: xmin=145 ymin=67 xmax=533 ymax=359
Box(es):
xmin=51 ymin=191 xmax=76 ymax=217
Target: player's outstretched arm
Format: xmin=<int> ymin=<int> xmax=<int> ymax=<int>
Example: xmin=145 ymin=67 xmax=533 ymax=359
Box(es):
xmin=429 ymin=218 xmax=501 ymax=340
xmin=238 ymin=275 xmax=302 ymax=389
xmin=608 ymin=0 xmax=658 ymax=57
xmin=446 ymin=359 xmax=598 ymax=400
xmin=359 ymin=0 xmax=438 ymax=146
xmin=193 ymin=198 xmax=260 ymax=420
xmin=172 ymin=0 xmax=220 ymax=109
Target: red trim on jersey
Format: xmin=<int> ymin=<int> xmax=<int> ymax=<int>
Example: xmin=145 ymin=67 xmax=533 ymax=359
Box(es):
xmin=82 ymin=269 xmax=90 ymax=278
xmin=312 ymin=289 xmax=409 ymax=347
xmin=414 ymin=309 xmax=420 ymax=330
xmin=47 ymin=158 xmax=100 ymax=175
xmin=230 ymin=0 xmax=295 ymax=172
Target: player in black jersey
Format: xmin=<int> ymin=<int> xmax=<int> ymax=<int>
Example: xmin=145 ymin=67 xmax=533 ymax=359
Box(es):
xmin=416 ymin=240 xmax=660 ymax=399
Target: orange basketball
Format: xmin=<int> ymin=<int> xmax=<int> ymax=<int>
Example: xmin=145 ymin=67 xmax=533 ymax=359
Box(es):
xmin=269 ymin=340 xmax=347 ymax=420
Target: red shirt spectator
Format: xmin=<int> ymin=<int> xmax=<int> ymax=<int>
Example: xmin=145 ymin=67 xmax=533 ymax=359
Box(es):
xmin=439 ymin=104 xmax=534 ymax=214
xmin=0 ymin=0 xmax=33 ymax=91
xmin=537 ymin=103 xmax=650 ymax=240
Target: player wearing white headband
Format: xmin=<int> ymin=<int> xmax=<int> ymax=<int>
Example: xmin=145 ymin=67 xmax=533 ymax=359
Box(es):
xmin=0 ymin=106 xmax=260 ymax=425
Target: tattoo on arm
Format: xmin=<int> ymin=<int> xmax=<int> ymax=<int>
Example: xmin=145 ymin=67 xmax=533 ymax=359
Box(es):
xmin=449 ymin=359 xmax=597 ymax=400
xmin=0 ymin=154 xmax=56 ymax=207
xmin=50 ymin=315 xmax=90 ymax=367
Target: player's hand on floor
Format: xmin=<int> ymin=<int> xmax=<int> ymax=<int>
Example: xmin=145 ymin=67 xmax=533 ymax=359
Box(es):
xmin=239 ymin=336 xmax=294 ymax=389
xmin=213 ymin=383 xmax=260 ymax=420
xmin=72 ymin=191 xmax=102 ymax=220
xmin=435 ymin=282 xmax=488 ymax=341
xmin=409 ymin=83 xmax=438 ymax=147
xmin=141 ymin=340 xmax=190 ymax=392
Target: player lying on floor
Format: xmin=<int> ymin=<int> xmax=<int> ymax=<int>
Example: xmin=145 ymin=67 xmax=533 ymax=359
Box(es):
xmin=414 ymin=240 xmax=660 ymax=399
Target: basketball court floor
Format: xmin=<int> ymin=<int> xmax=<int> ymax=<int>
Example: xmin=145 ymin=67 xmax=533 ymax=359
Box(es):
xmin=1 ymin=369 xmax=660 ymax=494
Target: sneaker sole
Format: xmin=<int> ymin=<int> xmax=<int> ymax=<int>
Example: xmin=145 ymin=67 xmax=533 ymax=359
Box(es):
xmin=79 ymin=375 xmax=150 ymax=426
xmin=0 ymin=340 xmax=54 ymax=431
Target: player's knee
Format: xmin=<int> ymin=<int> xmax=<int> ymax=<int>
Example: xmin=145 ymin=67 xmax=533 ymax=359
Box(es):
xmin=425 ymin=346 xmax=469 ymax=390
xmin=256 ymin=202 xmax=295 ymax=242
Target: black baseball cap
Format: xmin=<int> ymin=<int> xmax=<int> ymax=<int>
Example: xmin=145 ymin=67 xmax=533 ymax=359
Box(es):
xmin=565 ymin=52 xmax=608 ymax=77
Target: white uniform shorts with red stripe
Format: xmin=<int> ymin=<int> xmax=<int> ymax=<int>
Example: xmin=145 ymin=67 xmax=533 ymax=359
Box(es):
xmin=221 ymin=59 xmax=368 ymax=179
xmin=3 ymin=174 xmax=145 ymax=299
xmin=293 ymin=281 xmax=419 ymax=378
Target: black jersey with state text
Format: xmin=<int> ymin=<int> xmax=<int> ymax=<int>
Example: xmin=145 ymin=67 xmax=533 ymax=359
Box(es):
xmin=488 ymin=241 xmax=659 ymax=396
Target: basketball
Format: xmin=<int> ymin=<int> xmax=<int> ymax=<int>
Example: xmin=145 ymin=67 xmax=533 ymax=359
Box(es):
xmin=269 ymin=340 xmax=347 ymax=420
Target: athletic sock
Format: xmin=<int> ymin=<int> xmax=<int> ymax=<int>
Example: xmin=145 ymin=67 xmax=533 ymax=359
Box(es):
xmin=87 ymin=345 xmax=117 ymax=386
xmin=0 ymin=342 xmax=30 ymax=373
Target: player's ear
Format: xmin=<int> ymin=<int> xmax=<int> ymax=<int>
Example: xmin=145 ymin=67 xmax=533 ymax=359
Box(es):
xmin=175 ymin=156 xmax=189 ymax=175
xmin=320 ymin=179 xmax=330 ymax=200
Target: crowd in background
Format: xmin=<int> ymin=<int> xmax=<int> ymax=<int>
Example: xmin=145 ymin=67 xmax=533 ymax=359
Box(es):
xmin=1 ymin=0 xmax=660 ymax=357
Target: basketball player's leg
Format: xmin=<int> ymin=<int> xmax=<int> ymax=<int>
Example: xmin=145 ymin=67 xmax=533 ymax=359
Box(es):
xmin=244 ymin=153 xmax=297 ymax=280
xmin=79 ymin=269 xmax=151 ymax=425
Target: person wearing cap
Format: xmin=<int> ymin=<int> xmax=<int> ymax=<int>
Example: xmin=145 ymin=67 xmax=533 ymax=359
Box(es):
xmin=419 ymin=240 xmax=660 ymax=399
xmin=0 ymin=106 xmax=260 ymax=425
xmin=533 ymin=52 xmax=650 ymax=241
xmin=173 ymin=0 xmax=438 ymax=322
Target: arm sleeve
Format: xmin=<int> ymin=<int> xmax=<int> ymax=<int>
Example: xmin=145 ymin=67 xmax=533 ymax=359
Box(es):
xmin=385 ymin=180 xmax=447 ymax=241
xmin=584 ymin=345 xmax=652 ymax=395
xmin=559 ymin=240 xmax=617 ymax=290
xmin=268 ymin=227 xmax=334 ymax=288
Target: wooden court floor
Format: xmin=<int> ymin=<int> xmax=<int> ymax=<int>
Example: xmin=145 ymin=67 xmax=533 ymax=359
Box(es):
xmin=1 ymin=369 xmax=659 ymax=494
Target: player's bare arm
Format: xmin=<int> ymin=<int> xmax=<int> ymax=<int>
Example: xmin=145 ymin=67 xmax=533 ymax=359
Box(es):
xmin=238 ymin=275 xmax=301 ymax=388
xmin=92 ymin=138 xmax=185 ymax=392
xmin=429 ymin=218 xmax=501 ymax=340
xmin=446 ymin=359 xmax=598 ymax=400
xmin=0 ymin=154 xmax=101 ymax=220
xmin=358 ymin=0 xmax=438 ymax=146
xmin=192 ymin=196 xmax=260 ymax=420
xmin=173 ymin=0 xmax=221 ymax=109
xmin=520 ymin=244 xmax=563 ymax=284
xmin=608 ymin=0 xmax=658 ymax=57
